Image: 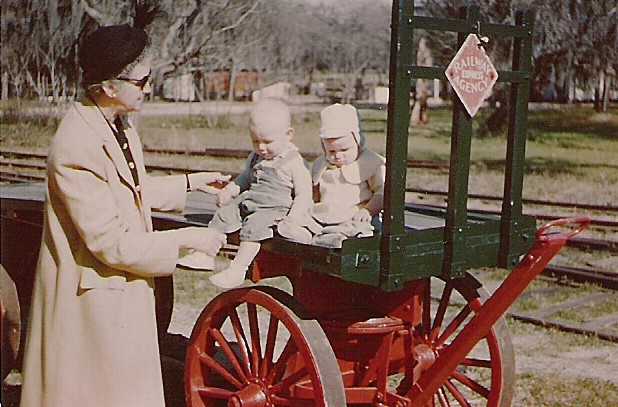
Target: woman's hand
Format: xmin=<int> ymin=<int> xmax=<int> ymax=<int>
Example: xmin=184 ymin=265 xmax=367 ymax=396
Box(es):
xmin=175 ymin=227 xmax=227 ymax=256
xmin=188 ymin=172 xmax=231 ymax=194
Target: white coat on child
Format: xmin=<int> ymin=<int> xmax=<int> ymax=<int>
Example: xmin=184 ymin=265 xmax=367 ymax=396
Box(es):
xmin=278 ymin=103 xmax=386 ymax=248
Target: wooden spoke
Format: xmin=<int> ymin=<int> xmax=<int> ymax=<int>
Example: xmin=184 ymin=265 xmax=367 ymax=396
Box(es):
xmin=460 ymin=357 xmax=492 ymax=368
xmin=436 ymin=387 xmax=451 ymax=407
xmin=229 ymin=308 xmax=252 ymax=378
xmin=266 ymin=339 xmax=297 ymax=385
xmin=195 ymin=386 xmax=233 ymax=399
xmin=260 ymin=313 xmax=280 ymax=380
xmin=451 ymin=370 xmax=490 ymax=398
xmin=422 ymin=280 xmax=432 ymax=337
xmin=198 ymin=351 xmax=243 ymax=389
xmin=431 ymin=283 xmax=454 ymax=341
xmin=435 ymin=304 xmax=472 ymax=347
xmin=247 ymin=303 xmax=262 ymax=376
xmin=444 ymin=380 xmax=471 ymax=407
xmin=269 ymin=366 xmax=309 ymax=394
xmin=209 ymin=328 xmax=248 ymax=384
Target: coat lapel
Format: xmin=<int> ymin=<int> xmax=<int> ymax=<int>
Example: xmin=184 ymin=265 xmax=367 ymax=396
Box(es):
xmin=125 ymin=122 xmax=153 ymax=231
xmin=74 ymin=103 xmax=137 ymax=192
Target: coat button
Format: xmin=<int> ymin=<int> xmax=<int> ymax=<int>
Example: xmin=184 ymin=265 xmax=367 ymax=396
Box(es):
xmin=135 ymin=184 xmax=141 ymax=191
xmin=129 ymin=162 xmax=135 ymax=169
xmin=122 ymin=142 xmax=128 ymax=150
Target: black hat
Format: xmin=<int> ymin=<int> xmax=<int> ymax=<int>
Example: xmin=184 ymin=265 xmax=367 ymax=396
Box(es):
xmin=79 ymin=24 xmax=148 ymax=85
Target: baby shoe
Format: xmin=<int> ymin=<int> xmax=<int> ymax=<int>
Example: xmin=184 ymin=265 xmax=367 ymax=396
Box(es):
xmin=177 ymin=250 xmax=216 ymax=270
xmin=209 ymin=266 xmax=247 ymax=289
xmin=277 ymin=221 xmax=312 ymax=244
xmin=312 ymin=232 xmax=347 ymax=248
xmin=321 ymin=221 xmax=374 ymax=237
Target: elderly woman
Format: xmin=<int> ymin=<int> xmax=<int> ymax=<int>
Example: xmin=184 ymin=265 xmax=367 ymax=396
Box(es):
xmin=19 ymin=12 xmax=227 ymax=407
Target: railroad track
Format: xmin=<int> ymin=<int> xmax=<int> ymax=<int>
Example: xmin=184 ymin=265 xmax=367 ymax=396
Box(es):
xmin=408 ymin=187 xmax=618 ymax=213
xmin=1 ymin=147 xmax=450 ymax=170
xmin=507 ymin=287 xmax=618 ymax=343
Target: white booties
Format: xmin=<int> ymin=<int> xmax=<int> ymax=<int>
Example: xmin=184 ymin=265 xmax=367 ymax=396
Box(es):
xmin=177 ymin=250 xmax=216 ymax=271
xmin=208 ymin=241 xmax=261 ymax=289
xmin=209 ymin=266 xmax=248 ymax=289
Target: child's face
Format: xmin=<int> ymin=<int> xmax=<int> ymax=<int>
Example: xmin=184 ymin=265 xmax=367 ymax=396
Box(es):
xmin=249 ymin=124 xmax=292 ymax=160
xmin=323 ymin=133 xmax=359 ymax=167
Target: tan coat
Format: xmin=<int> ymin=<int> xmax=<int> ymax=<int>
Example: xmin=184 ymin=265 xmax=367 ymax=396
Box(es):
xmin=20 ymin=101 xmax=187 ymax=407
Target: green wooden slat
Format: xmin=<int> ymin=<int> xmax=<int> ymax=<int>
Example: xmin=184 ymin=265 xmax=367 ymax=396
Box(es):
xmin=441 ymin=5 xmax=478 ymax=278
xmin=411 ymin=15 xmax=471 ymax=33
xmin=497 ymin=70 xmax=530 ymax=83
xmin=499 ymin=10 xmax=535 ymax=268
xmin=381 ymin=0 xmax=415 ymax=289
xmin=481 ymin=22 xmax=531 ymax=38
xmin=411 ymin=17 xmax=530 ymax=38
xmin=383 ymin=0 xmax=414 ymax=237
xmin=408 ymin=66 xmax=447 ymax=80
xmin=408 ymin=65 xmax=528 ymax=83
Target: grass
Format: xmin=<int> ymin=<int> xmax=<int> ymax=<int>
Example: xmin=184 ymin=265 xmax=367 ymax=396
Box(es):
xmin=2 ymin=101 xmax=617 ymax=166
xmin=514 ymin=373 xmax=618 ymax=406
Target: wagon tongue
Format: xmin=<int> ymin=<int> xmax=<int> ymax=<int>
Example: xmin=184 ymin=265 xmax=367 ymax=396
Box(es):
xmin=408 ymin=217 xmax=590 ymax=406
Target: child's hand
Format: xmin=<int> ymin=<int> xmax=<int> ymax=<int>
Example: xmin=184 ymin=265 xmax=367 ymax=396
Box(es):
xmin=352 ymin=208 xmax=372 ymax=223
xmin=217 ymin=188 xmax=234 ymax=206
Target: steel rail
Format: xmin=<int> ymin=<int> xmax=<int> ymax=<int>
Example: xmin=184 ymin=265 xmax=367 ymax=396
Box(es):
xmin=568 ymin=237 xmax=618 ymax=253
xmin=406 ymin=202 xmax=618 ymax=229
xmin=543 ymin=265 xmax=618 ymax=290
xmin=408 ymin=187 xmax=618 ymax=213
xmin=507 ymin=310 xmax=618 ymax=343
xmin=0 ymin=147 xmax=450 ymax=170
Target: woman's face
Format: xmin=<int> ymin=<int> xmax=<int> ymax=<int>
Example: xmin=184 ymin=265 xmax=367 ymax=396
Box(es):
xmin=113 ymin=59 xmax=152 ymax=113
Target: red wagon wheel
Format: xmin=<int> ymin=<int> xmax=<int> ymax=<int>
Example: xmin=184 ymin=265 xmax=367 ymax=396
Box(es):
xmin=185 ymin=286 xmax=345 ymax=407
xmin=1 ymin=265 xmax=21 ymax=381
xmin=393 ymin=273 xmax=515 ymax=407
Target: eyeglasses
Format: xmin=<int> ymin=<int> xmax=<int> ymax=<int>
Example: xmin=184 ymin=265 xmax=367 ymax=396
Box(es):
xmin=116 ymin=71 xmax=151 ymax=90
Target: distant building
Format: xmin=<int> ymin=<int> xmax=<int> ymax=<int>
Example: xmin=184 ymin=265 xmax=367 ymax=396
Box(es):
xmin=162 ymin=73 xmax=196 ymax=101
xmin=252 ymin=82 xmax=292 ymax=102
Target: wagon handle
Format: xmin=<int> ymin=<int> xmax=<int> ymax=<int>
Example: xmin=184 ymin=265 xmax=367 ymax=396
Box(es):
xmin=536 ymin=216 xmax=591 ymax=241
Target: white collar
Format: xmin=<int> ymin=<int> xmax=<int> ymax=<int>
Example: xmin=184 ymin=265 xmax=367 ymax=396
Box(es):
xmin=312 ymin=149 xmax=385 ymax=184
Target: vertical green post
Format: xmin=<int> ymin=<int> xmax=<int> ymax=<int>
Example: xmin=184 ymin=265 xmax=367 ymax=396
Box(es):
xmin=380 ymin=0 xmax=414 ymax=288
xmin=499 ymin=10 xmax=535 ymax=267
xmin=442 ymin=6 xmax=478 ymax=278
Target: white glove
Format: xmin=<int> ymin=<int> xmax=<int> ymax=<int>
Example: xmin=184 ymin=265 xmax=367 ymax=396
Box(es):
xmin=188 ymin=172 xmax=231 ymax=194
xmin=174 ymin=227 xmax=227 ymax=257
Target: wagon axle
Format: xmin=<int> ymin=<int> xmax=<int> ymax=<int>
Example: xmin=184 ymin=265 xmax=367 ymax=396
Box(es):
xmin=227 ymin=382 xmax=268 ymax=407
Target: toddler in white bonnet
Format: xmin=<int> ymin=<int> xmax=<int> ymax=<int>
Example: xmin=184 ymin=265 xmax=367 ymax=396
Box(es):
xmin=278 ymin=103 xmax=386 ymax=248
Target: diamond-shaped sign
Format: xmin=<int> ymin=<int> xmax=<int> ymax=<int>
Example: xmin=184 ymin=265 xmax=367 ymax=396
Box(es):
xmin=446 ymin=33 xmax=498 ymax=117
